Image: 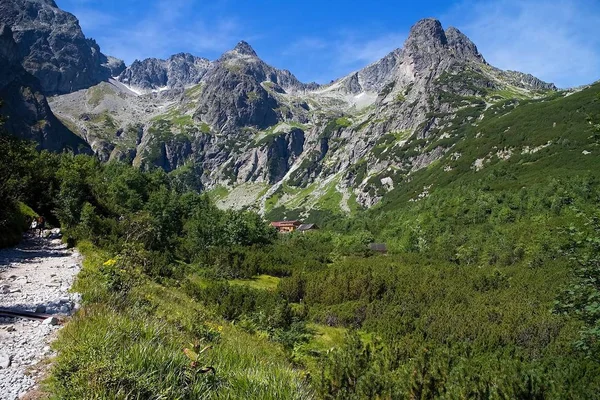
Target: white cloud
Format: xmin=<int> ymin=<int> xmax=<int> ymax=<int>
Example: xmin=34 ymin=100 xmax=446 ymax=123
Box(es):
xmin=65 ymin=0 xmax=242 ymax=64
xmin=336 ymin=33 xmax=406 ymax=66
xmin=444 ymin=0 xmax=600 ymax=87
xmin=284 ymin=31 xmax=406 ymax=83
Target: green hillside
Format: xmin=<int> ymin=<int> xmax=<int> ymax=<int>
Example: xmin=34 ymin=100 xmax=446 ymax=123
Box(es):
xmin=1 ymin=84 xmax=600 ymax=398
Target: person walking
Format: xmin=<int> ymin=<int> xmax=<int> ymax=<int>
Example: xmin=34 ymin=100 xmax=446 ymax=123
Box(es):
xmin=37 ymin=216 xmax=45 ymax=237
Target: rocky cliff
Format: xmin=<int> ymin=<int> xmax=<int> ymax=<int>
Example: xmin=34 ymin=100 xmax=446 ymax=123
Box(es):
xmin=0 ymin=24 xmax=90 ymax=152
xmin=39 ymin=11 xmax=556 ymax=213
xmin=116 ymin=53 xmax=211 ymax=92
xmin=0 ymin=0 xmax=124 ymax=95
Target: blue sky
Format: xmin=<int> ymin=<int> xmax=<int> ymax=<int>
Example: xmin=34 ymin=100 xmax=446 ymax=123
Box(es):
xmin=56 ymin=0 xmax=600 ymax=88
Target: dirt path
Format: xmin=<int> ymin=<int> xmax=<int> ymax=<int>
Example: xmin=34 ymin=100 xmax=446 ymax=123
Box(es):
xmin=0 ymin=231 xmax=81 ymax=400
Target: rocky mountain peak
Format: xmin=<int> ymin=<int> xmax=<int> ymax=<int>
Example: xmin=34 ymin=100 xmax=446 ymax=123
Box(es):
xmin=0 ymin=0 xmax=124 ymax=94
xmin=401 ymin=18 xmax=488 ymax=73
xmin=116 ymin=53 xmax=211 ymax=91
xmin=445 ymin=26 xmax=485 ymax=63
xmin=231 ymin=41 xmax=258 ymax=57
xmin=405 ymin=18 xmax=447 ymax=49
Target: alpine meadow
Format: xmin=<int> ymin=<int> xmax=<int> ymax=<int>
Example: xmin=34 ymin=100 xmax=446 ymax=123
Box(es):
xmin=1 ymin=0 xmax=600 ymax=399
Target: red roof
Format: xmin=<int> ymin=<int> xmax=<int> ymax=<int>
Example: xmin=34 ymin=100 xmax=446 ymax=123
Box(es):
xmin=270 ymin=220 xmax=302 ymax=227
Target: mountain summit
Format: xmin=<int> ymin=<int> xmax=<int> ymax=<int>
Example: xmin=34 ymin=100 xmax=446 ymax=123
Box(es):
xmin=0 ymin=5 xmax=563 ymax=212
xmin=0 ymin=0 xmax=124 ymax=94
xmin=231 ymin=41 xmax=258 ymax=57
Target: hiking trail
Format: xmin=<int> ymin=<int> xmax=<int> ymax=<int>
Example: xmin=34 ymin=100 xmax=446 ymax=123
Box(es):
xmin=0 ymin=231 xmax=81 ymax=400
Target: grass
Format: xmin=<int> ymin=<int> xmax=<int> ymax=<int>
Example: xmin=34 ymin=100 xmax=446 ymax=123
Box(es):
xmin=347 ymin=193 xmax=362 ymax=213
xmin=334 ymin=117 xmax=352 ymax=128
xmin=206 ymin=185 xmax=230 ymax=202
xmin=316 ymin=180 xmax=343 ymax=213
xmin=184 ymin=84 xmax=203 ymax=99
xmin=200 ymin=122 xmax=211 ymax=134
xmin=229 ymin=274 xmax=281 ymax=291
xmin=282 ymin=183 xmax=317 ymax=210
xmin=87 ymin=84 xmax=114 ymax=107
xmin=246 ymin=91 xmax=260 ymax=103
xmin=0 ymin=202 xmax=38 ymax=248
xmin=487 ymin=88 xmax=529 ymax=100
xmin=47 ymin=242 xmax=313 ymax=399
xmin=265 ymin=190 xmax=283 ymax=212
xmin=151 ymin=108 xmax=194 ymax=128
xmin=305 ymin=324 xmax=347 ymax=350
xmin=293 ymin=323 xmax=374 ymax=376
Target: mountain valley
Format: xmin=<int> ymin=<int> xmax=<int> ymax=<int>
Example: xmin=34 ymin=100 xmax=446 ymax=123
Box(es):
xmin=10 ymin=3 xmax=565 ymax=218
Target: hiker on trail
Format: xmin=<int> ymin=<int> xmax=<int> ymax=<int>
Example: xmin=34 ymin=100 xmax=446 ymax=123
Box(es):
xmin=37 ymin=216 xmax=45 ymax=237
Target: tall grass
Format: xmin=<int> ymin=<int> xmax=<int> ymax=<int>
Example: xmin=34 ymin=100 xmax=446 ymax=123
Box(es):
xmin=47 ymin=242 xmax=313 ymax=399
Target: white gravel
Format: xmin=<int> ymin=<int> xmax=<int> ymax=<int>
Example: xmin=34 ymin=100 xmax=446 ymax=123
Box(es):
xmin=0 ymin=230 xmax=81 ymax=400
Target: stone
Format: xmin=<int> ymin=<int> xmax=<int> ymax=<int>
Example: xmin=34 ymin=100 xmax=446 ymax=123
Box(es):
xmin=0 ymin=0 xmax=124 ymax=94
xmin=5 ymin=0 xmax=560 ymax=212
xmin=117 ymin=53 xmax=211 ymax=92
xmin=41 ymin=317 xmax=59 ymax=326
xmin=34 ymin=305 xmax=46 ymax=314
xmin=0 ymin=25 xmax=89 ymax=153
xmin=0 ymin=353 xmax=11 ymax=369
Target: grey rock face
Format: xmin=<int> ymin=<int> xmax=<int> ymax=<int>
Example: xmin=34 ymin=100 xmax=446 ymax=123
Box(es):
xmin=102 ymin=55 xmax=126 ymax=77
xmin=0 ymin=24 xmax=90 ymax=152
xmin=0 ymin=0 xmax=123 ymax=94
xmin=445 ymin=27 xmax=486 ymax=64
xmin=46 ymin=16 xmax=558 ymax=211
xmin=193 ymin=41 xmax=311 ymax=131
xmin=501 ymin=70 xmax=557 ymax=90
xmin=355 ymin=49 xmax=402 ymax=93
xmin=117 ymin=53 xmax=211 ymax=91
xmin=194 ymin=64 xmax=280 ymax=130
xmin=266 ymin=128 xmax=305 ymax=182
xmin=218 ymin=41 xmax=310 ymax=92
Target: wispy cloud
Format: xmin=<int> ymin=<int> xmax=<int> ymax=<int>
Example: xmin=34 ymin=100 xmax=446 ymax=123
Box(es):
xmin=69 ymin=0 xmax=243 ymax=63
xmin=444 ymin=0 xmax=600 ymax=87
xmin=284 ymin=31 xmax=406 ymax=83
xmin=336 ymin=33 xmax=406 ymax=66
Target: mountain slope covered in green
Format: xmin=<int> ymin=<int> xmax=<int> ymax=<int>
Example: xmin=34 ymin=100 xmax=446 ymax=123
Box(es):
xmin=1 ymin=81 xmax=600 ymax=398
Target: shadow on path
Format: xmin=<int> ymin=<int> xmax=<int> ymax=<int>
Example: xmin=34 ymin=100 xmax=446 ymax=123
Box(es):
xmin=0 ymin=234 xmax=71 ymax=268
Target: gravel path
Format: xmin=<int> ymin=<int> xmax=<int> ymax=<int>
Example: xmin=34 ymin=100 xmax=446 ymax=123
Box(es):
xmin=0 ymin=231 xmax=81 ymax=400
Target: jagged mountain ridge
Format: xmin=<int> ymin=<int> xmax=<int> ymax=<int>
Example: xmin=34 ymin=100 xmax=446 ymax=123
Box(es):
xmin=0 ymin=0 xmax=562 ymax=213
xmin=116 ymin=53 xmax=211 ymax=93
xmin=48 ymin=18 xmax=559 ymax=213
xmin=0 ymin=0 xmax=125 ymax=95
xmin=115 ymin=41 xmax=319 ymax=96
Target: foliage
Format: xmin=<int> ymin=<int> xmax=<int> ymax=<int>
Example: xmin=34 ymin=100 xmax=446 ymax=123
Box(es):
xmin=2 ymin=83 xmax=600 ymax=398
xmin=554 ymin=212 xmax=600 ymax=360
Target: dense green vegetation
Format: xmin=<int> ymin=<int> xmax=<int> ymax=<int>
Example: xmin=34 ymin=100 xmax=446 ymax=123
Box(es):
xmin=1 ymin=86 xmax=600 ymax=398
